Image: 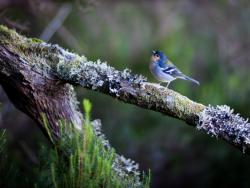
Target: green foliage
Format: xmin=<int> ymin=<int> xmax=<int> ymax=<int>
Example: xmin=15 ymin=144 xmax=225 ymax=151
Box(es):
xmin=0 ymin=130 xmax=6 ymax=154
xmin=83 ymin=99 xmax=92 ymax=123
xmin=36 ymin=99 xmax=150 ymax=188
xmin=0 ymin=130 xmax=21 ymax=188
xmin=0 ymin=130 xmax=10 ymax=185
xmin=0 ymin=99 xmax=150 ymax=188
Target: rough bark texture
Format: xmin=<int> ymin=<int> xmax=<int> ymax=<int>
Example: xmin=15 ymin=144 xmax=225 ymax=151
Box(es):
xmin=0 ymin=39 xmax=83 ymax=138
xmin=0 ymin=25 xmax=250 ymax=154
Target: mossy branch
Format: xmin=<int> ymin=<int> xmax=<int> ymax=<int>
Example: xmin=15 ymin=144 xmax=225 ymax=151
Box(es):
xmin=0 ymin=25 xmax=250 ymax=154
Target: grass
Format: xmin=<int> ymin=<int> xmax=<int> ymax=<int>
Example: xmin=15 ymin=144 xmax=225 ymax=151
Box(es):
xmin=36 ymin=99 xmax=150 ymax=188
xmin=0 ymin=99 xmax=150 ymax=188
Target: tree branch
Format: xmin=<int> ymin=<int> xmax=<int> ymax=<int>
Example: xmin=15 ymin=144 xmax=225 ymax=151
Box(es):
xmin=0 ymin=25 xmax=250 ymax=154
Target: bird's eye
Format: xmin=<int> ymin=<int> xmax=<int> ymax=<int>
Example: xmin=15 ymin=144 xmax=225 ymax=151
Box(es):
xmin=155 ymin=54 xmax=159 ymax=57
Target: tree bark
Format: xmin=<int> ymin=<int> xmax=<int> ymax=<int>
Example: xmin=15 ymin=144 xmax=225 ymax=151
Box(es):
xmin=0 ymin=25 xmax=250 ymax=154
xmin=0 ymin=45 xmax=83 ymax=138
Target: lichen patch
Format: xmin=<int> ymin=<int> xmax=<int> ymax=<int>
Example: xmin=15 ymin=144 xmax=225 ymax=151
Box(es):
xmin=198 ymin=105 xmax=250 ymax=152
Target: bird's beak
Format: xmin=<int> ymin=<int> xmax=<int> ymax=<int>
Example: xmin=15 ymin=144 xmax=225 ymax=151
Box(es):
xmin=152 ymin=50 xmax=156 ymax=54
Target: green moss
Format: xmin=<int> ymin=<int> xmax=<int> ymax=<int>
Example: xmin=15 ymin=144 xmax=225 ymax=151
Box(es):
xmin=0 ymin=25 xmax=33 ymax=62
xmin=0 ymin=25 xmax=16 ymax=42
xmin=0 ymin=25 xmax=26 ymax=46
xmin=0 ymin=25 xmax=89 ymax=77
xmin=140 ymin=83 xmax=205 ymax=122
xmin=31 ymin=37 xmax=43 ymax=43
xmin=0 ymin=25 xmax=46 ymax=61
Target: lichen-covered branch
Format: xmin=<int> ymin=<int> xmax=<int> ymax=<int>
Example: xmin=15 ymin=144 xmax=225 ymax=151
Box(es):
xmin=198 ymin=105 xmax=250 ymax=154
xmin=0 ymin=25 xmax=250 ymax=154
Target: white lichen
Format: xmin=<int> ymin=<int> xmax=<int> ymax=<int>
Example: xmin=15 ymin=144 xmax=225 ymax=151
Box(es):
xmin=198 ymin=105 xmax=250 ymax=151
xmin=92 ymin=119 xmax=141 ymax=186
xmin=54 ymin=45 xmax=146 ymax=97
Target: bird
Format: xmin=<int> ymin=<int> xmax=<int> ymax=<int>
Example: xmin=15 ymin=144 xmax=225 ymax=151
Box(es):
xmin=149 ymin=50 xmax=199 ymax=88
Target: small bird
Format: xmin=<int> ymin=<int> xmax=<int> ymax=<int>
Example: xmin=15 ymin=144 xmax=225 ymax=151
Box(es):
xmin=149 ymin=50 xmax=199 ymax=87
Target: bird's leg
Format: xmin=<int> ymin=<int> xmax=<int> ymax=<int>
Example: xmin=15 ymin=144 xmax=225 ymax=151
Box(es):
xmin=158 ymin=82 xmax=166 ymax=90
xmin=158 ymin=82 xmax=171 ymax=88
xmin=166 ymin=82 xmax=170 ymax=88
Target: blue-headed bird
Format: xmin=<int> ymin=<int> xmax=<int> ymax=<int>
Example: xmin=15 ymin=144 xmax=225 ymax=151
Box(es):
xmin=149 ymin=50 xmax=199 ymax=87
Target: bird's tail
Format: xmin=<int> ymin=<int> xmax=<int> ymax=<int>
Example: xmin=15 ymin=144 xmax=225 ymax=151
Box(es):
xmin=182 ymin=75 xmax=200 ymax=85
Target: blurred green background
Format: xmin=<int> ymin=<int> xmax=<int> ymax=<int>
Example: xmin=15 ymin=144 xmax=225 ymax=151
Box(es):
xmin=1 ymin=0 xmax=250 ymax=187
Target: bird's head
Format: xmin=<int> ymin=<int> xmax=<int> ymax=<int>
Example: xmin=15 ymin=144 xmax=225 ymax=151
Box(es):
xmin=151 ymin=50 xmax=168 ymax=63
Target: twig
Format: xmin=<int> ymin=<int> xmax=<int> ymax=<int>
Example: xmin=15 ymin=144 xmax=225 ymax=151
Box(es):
xmin=40 ymin=3 xmax=72 ymax=41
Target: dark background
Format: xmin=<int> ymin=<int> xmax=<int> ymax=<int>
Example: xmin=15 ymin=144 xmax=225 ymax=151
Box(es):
xmin=1 ymin=0 xmax=250 ymax=187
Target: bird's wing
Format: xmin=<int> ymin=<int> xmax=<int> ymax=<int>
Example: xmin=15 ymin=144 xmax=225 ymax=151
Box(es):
xmin=161 ymin=61 xmax=184 ymax=77
xmin=158 ymin=59 xmax=177 ymax=69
